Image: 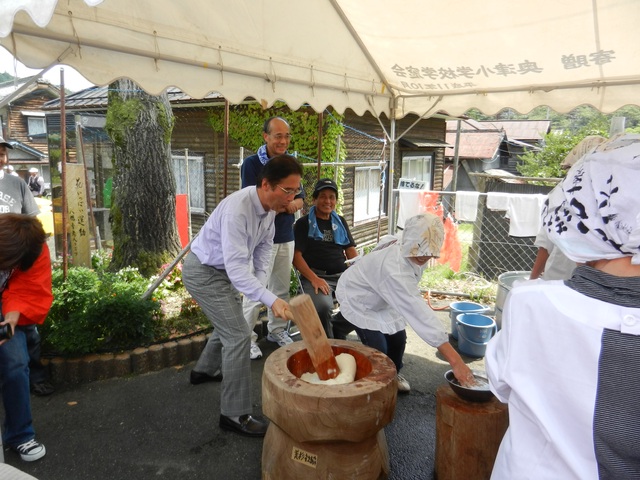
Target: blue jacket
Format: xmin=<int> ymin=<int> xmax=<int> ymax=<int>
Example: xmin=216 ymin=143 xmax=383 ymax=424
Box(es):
xmin=241 ymin=153 xmax=304 ymax=243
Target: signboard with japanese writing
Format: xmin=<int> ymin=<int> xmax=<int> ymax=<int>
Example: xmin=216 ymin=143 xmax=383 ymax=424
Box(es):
xmin=398 ymin=178 xmax=427 ymax=190
xmin=65 ymin=163 xmax=91 ymax=267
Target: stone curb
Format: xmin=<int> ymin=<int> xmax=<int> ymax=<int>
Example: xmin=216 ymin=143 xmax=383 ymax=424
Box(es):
xmin=46 ymin=333 xmax=210 ymax=386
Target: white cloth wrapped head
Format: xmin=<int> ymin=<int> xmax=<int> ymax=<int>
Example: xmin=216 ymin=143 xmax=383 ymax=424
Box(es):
xmin=543 ymin=133 xmax=640 ymax=265
xmin=401 ymin=213 xmax=444 ymax=258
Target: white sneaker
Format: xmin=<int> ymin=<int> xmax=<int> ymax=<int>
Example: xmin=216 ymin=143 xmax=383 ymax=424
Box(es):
xmin=250 ymin=342 xmax=263 ymax=360
xmin=396 ymin=373 xmax=411 ymax=393
xmin=12 ymin=438 xmax=46 ymax=462
xmin=267 ymin=330 xmax=294 ymax=347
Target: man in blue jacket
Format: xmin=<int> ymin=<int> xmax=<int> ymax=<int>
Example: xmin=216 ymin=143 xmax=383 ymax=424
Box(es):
xmin=241 ymin=117 xmax=304 ymax=359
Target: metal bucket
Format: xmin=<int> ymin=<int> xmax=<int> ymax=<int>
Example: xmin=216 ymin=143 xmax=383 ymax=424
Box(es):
xmin=449 ymin=301 xmax=488 ymax=339
xmin=495 ymin=271 xmax=530 ymax=329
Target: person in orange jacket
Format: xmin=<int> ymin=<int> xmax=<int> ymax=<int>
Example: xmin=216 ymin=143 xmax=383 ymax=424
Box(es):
xmin=0 ymin=214 xmax=53 ymax=462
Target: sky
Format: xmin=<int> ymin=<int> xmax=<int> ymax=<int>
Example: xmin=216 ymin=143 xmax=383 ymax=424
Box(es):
xmin=0 ymin=47 xmax=94 ymax=92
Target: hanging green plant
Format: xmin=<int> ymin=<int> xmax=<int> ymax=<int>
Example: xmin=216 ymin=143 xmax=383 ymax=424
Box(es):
xmin=207 ymin=102 xmax=347 ymax=192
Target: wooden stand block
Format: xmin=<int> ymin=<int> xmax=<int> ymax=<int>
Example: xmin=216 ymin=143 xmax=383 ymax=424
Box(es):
xmin=262 ymin=423 xmax=389 ymax=480
xmin=435 ymin=384 xmax=508 ymax=480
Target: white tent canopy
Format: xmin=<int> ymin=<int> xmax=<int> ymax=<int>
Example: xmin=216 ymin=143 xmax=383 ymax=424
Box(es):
xmin=1 ymin=0 xmax=640 ymax=120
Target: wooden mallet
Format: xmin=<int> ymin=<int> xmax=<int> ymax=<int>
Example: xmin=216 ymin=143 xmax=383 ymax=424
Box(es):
xmin=287 ymin=294 xmax=340 ymax=380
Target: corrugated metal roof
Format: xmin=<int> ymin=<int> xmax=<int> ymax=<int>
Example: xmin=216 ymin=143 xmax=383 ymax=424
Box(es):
xmin=445 ymin=119 xmax=551 ymax=141
xmin=446 ymin=119 xmax=497 ymax=132
xmin=400 ymin=137 xmax=453 ymax=148
xmin=478 ymin=120 xmax=551 ymax=141
xmin=43 ymin=86 xmax=225 ymax=110
xmin=445 ymin=130 xmax=504 ymax=159
xmin=7 ymin=140 xmax=46 ymax=159
xmin=0 ymin=78 xmax=59 ymax=108
xmin=506 ymin=138 xmax=541 ymax=151
xmin=482 ymin=168 xmax=524 ymax=183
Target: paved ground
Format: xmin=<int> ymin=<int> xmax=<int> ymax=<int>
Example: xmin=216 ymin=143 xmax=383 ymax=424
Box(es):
xmin=3 ymin=303 xmax=487 ymax=480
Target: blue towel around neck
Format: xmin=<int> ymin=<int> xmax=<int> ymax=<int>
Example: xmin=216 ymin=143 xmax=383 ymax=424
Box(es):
xmin=307 ymin=206 xmax=350 ymax=245
xmin=257 ymin=144 xmax=269 ymax=165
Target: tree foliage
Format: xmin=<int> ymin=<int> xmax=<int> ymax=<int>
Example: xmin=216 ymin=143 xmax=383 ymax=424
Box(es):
xmin=467 ymin=104 xmax=640 ymax=133
xmin=516 ymin=118 xmax=609 ymax=180
xmin=466 ymin=104 xmax=637 ymax=179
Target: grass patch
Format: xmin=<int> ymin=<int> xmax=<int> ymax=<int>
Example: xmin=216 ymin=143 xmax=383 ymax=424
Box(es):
xmin=419 ymin=263 xmax=497 ymax=304
xmin=419 ymin=223 xmax=497 ymax=304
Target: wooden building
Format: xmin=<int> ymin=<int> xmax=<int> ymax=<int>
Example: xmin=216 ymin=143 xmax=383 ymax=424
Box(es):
xmin=43 ymin=87 xmax=450 ymax=247
xmin=0 ymin=78 xmax=59 ymax=188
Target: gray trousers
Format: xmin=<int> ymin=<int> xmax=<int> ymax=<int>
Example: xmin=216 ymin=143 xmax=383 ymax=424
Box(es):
xmin=182 ymin=252 xmax=252 ymax=417
xmin=299 ymin=272 xmax=354 ymax=339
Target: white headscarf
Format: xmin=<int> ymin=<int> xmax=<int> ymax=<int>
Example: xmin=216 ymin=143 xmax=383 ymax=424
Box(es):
xmin=401 ymin=213 xmax=444 ymax=258
xmin=543 ymin=134 xmax=640 ymax=265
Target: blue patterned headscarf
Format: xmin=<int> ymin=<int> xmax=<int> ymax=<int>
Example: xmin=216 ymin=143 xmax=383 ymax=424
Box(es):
xmin=543 ymin=134 xmax=640 ymax=265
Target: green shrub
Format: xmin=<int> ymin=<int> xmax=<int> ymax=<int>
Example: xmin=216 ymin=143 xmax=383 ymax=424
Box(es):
xmin=42 ymin=264 xmax=162 ymax=356
xmin=289 ymin=268 xmax=301 ymax=297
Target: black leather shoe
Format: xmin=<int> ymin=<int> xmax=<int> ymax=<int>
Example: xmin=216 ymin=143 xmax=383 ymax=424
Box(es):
xmin=31 ymin=381 xmax=56 ymax=396
xmin=190 ymin=370 xmax=222 ymax=385
xmin=219 ymin=414 xmax=269 ymax=437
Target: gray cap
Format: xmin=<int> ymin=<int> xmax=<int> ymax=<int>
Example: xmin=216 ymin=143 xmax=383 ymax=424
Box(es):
xmin=313 ymin=178 xmax=338 ymax=196
xmin=0 ymin=136 xmax=13 ymax=149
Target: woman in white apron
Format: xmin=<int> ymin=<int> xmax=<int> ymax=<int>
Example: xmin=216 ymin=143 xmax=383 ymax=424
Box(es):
xmin=486 ymin=134 xmax=640 ymax=479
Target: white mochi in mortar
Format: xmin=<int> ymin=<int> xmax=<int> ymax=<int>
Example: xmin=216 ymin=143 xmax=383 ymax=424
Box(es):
xmin=300 ymin=353 xmax=357 ymax=385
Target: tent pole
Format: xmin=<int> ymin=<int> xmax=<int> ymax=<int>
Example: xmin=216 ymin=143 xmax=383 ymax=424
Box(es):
xmin=184 ymin=148 xmax=192 ymax=240
xmin=60 ymin=68 xmax=68 ymax=278
xmin=223 ymin=100 xmax=229 ymax=197
xmin=317 ymin=111 xmax=323 ymax=180
xmin=376 ymin=140 xmax=387 ymax=242
xmin=387 ymin=104 xmax=396 ymax=235
xmin=452 ymin=120 xmax=461 ymax=191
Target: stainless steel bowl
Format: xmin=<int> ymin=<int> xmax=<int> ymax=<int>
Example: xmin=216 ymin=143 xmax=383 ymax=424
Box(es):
xmin=444 ymin=369 xmax=494 ymax=402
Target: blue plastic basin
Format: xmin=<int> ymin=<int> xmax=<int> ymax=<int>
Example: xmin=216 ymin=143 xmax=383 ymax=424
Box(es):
xmin=449 ymin=301 xmax=488 ymax=339
xmin=457 ymin=329 xmax=491 ymax=358
xmin=456 ymin=313 xmax=497 ymax=343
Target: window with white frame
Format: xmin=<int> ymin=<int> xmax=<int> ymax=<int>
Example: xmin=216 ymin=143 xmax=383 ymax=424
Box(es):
xmin=354 ymin=166 xmax=381 ymax=222
xmin=172 ymin=152 xmax=205 ymax=213
xmin=25 ymin=114 xmax=46 ymax=136
xmin=401 ymin=153 xmax=432 ymax=189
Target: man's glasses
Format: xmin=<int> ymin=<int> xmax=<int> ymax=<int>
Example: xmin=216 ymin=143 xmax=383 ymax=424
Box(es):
xmin=269 ymin=133 xmax=292 ymax=141
xmin=277 ymin=185 xmax=302 ymax=196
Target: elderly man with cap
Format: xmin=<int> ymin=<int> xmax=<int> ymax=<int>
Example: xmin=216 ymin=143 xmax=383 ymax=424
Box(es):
xmin=27 ymin=168 xmax=45 ymax=197
xmin=335 ymin=213 xmax=475 ymax=393
xmin=293 ymin=178 xmax=358 ymax=339
xmin=486 ymin=133 xmax=640 ymax=479
xmin=0 ymin=137 xmax=38 ymax=216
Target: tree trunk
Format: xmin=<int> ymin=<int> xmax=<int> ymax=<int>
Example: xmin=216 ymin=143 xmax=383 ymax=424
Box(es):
xmin=106 ymin=79 xmax=181 ymax=276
